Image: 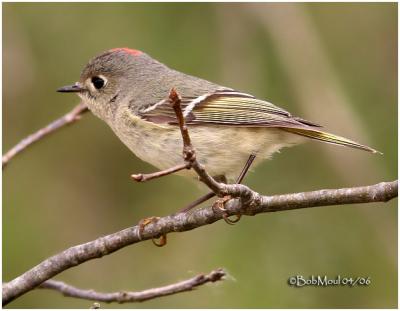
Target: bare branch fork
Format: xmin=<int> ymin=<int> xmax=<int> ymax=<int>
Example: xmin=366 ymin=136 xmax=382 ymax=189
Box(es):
xmin=131 ymin=89 xmax=256 ymax=204
xmin=38 ymin=268 xmax=225 ymax=304
xmin=131 ymin=89 xmax=195 ymax=182
xmin=2 ymin=89 xmax=398 ymax=306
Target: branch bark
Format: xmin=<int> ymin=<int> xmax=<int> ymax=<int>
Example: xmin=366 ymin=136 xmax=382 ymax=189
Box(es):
xmin=2 ymin=103 xmax=88 ymax=169
xmin=3 ymin=179 xmax=397 ymax=306
xmin=38 ymin=268 xmax=225 ymax=303
xmin=3 ymin=91 xmax=397 ymax=307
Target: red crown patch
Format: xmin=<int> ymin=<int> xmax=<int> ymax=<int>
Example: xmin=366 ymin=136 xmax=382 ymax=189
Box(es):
xmin=110 ymin=48 xmax=143 ymax=56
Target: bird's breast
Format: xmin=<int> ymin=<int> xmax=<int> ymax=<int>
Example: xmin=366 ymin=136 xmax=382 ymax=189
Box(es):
xmin=111 ymin=110 xmax=302 ymax=182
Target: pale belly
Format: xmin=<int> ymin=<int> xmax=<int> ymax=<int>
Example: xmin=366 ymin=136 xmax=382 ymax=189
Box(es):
xmin=112 ymin=112 xmax=302 ymax=182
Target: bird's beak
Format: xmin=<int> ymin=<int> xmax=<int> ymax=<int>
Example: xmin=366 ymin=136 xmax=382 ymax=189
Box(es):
xmin=57 ymin=83 xmax=83 ymax=93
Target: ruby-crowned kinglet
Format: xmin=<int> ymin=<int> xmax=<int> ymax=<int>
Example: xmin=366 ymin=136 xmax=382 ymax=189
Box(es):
xmin=58 ymin=48 xmax=378 ymax=182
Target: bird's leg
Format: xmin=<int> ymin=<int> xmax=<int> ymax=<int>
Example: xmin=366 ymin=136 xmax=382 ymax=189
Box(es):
xmin=213 ymin=154 xmax=257 ymax=225
xmin=177 ymin=174 xmax=226 ymax=214
xmin=179 ymin=191 xmax=216 ymax=213
xmin=137 ymin=217 xmax=167 ymax=247
xmin=236 ymin=153 xmax=257 ymax=184
xmin=181 ymin=154 xmax=257 ymax=216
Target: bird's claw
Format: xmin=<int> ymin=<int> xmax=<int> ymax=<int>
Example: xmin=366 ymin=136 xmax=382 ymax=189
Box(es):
xmin=213 ymin=197 xmax=228 ymax=212
xmin=138 ymin=216 xmax=167 ymax=247
xmin=212 ymin=196 xmax=242 ymax=225
xmin=152 ymin=234 xmax=167 ymax=247
xmin=223 ymin=213 xmax=241 ymax=225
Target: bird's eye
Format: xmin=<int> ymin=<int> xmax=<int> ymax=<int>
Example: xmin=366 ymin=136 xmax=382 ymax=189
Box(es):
xmin=91 ymin=76 xmax=105 ymax=89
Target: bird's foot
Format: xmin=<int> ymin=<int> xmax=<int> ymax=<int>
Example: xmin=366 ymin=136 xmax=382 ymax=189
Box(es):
xmin=138 ymin=216 xmax=167 ymax=247
xmin=212 ymin=196 xmax=241 ymax=225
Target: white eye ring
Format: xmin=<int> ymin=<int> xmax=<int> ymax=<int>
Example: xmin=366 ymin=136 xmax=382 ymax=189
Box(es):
xmin=90 ymin=75 xmax=107 ymax=90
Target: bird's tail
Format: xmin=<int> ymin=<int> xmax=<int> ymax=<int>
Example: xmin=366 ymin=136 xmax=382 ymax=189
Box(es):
xmin=282 ymin=127 xmax=381 ymax=154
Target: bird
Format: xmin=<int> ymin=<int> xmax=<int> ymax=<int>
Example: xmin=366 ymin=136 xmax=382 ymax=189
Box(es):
xmin=58 ymin=48 xmax=379 ymax=185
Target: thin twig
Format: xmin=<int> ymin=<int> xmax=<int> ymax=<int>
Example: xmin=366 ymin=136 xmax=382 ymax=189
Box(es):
xmin=131 ymin=88 xmax=222 ymax=194
xmin=131 ymin=163 xmax=190 ymax=182
xmin=131 ymin=88 xmax=195 ymax=182
xmin=170 ymin=88 xmax=192 ymax=150
xmin=167 ymin=89 xmax=253 ymax=199
xmin=168 ymin=88 xmax=221 ymax=194
xmin=38 ymin=268 xmax=225 ymax=304
xmin=3 ymin=179 xmax=397 ymax=306
xmin=2 ymin=103 xmax=88 ymax=169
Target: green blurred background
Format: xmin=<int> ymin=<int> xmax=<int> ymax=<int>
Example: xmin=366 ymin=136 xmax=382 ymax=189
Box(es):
xmin=3 ymin=3 xmax=397 ymax=308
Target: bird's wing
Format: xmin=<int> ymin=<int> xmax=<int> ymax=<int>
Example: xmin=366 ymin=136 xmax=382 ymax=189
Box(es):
xmin=138 ymin=89 xmax=321 ymax=129
xmin=138 ymin=89 xmax=378 ymax=153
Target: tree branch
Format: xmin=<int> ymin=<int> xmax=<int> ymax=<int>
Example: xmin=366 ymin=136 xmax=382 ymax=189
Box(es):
xmin=3 ymin=179 xmax=397 ymax=306
xmin=2 ymin=103 xmax=88 ymax=169
xmin=38 ymin=268 xmax=225 ymax=304
xmin=3 ymin=90 xmax=397 ymax=306
xmin=131 ymin=163 xmax=190 ymax=182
